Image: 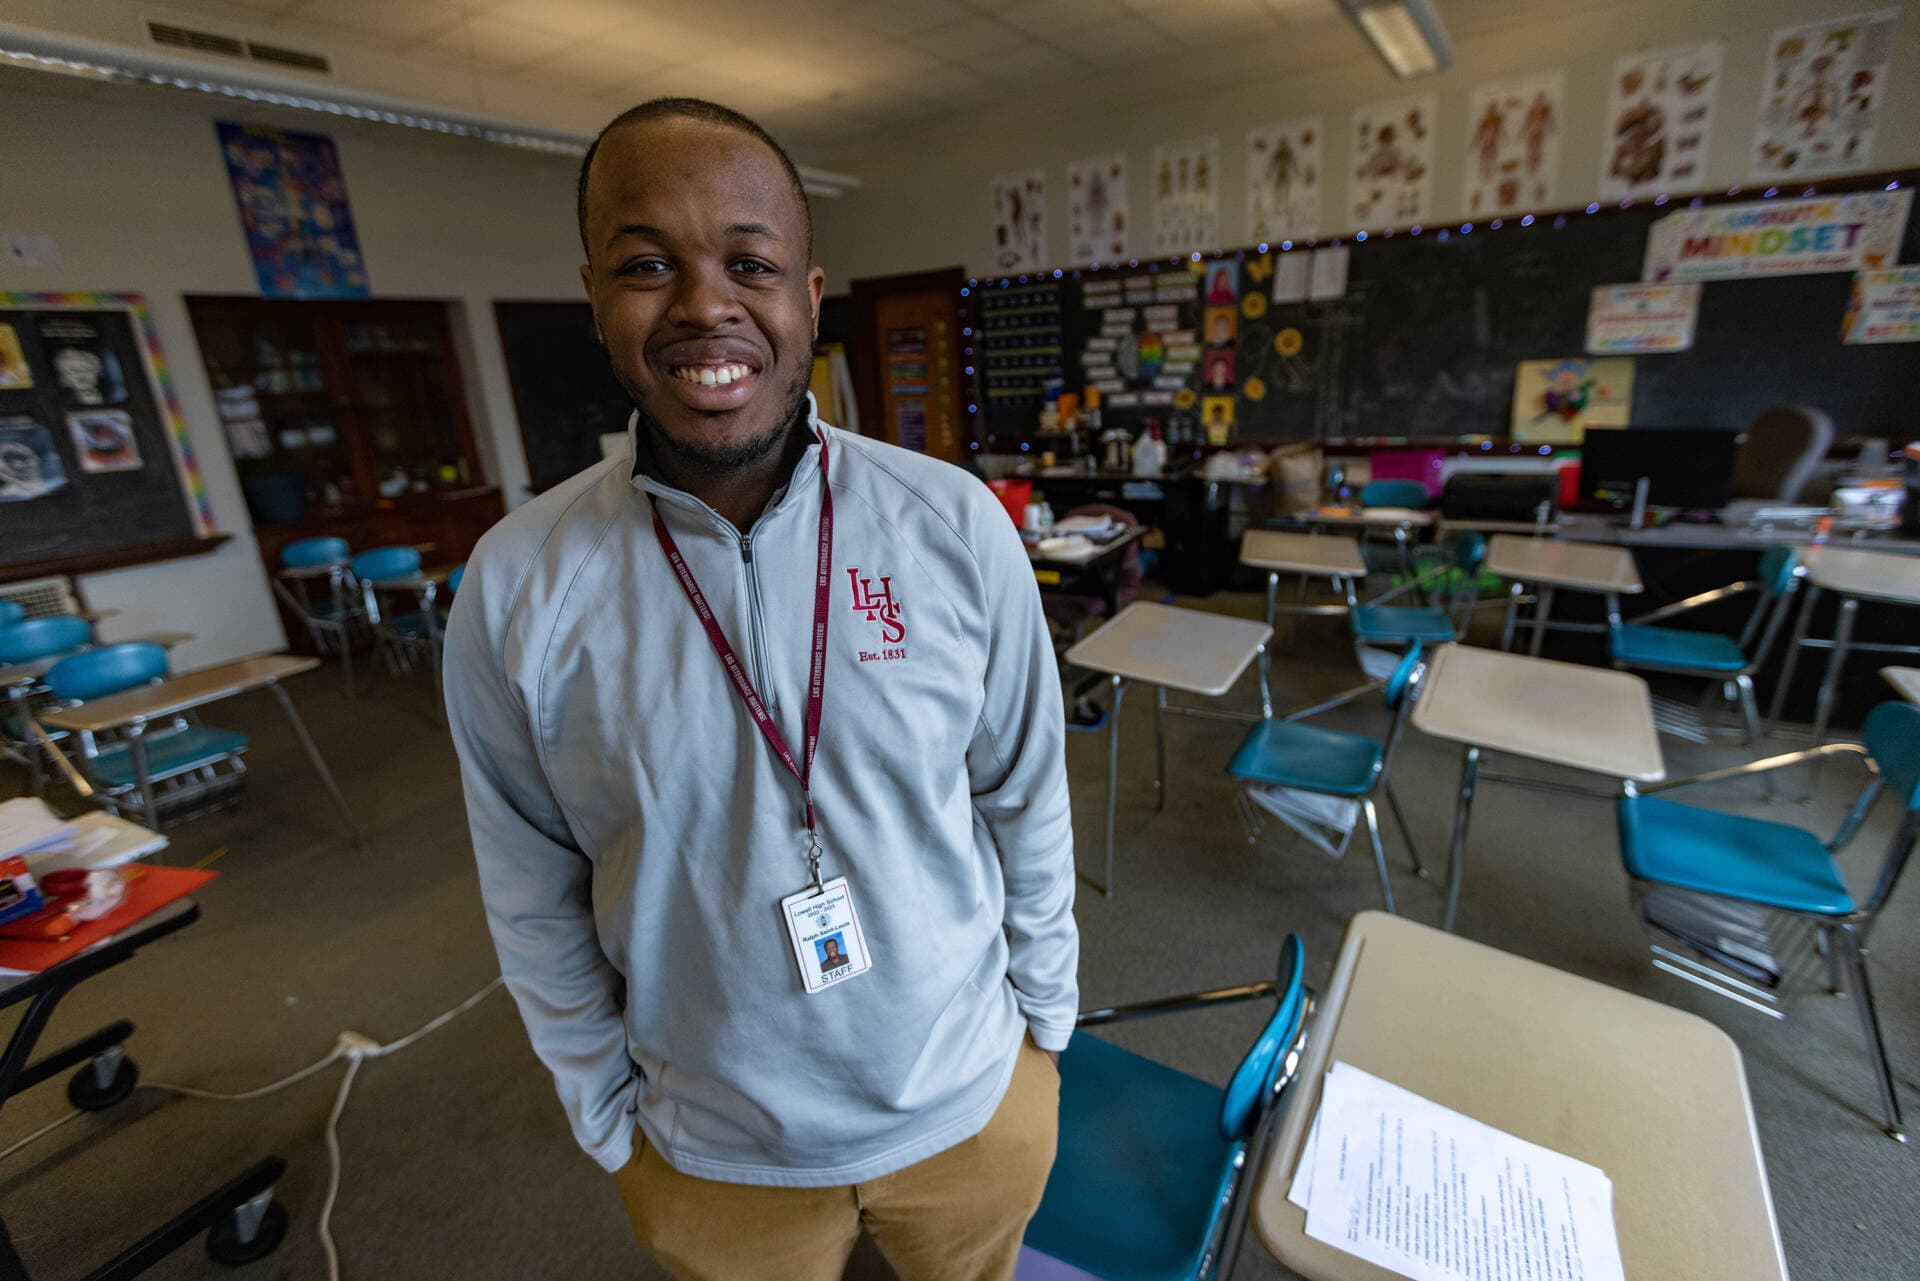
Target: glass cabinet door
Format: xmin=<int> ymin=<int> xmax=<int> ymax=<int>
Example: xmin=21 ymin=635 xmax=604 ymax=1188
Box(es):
xmin=340 ymin=317 xmax=470 ymax=495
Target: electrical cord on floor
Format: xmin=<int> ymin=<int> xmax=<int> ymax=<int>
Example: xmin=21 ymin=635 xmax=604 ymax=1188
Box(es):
xmin=0 ymin=975 xmax=504 ymax=1281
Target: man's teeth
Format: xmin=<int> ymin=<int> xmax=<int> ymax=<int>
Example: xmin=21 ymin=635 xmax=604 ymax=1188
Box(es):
xmin=673 ymin=363 xmax=753 ymax=386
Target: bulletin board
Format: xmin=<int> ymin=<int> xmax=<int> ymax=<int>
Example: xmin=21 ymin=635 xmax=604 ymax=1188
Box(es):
xmin=0 ymin=293 xmax=216 ymax=572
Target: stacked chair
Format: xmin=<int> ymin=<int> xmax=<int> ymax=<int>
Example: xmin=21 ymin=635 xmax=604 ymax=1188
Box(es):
xmin=0 ymin=614 xmax=94 ymax=794
xmin=271 ymin=536 xmax=364 ymax=695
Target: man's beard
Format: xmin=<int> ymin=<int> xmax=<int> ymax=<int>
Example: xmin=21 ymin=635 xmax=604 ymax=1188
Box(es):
xmin=628 ymin=363 xmax=812 ymax=473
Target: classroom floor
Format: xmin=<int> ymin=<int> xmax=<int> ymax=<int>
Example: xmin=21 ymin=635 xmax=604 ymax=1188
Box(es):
xmin=1 ymin=592 xmax=1916 ymax=1281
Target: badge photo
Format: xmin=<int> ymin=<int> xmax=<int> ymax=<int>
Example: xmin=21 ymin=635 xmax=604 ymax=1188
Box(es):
xmin=780 ymin=876 xmax=872 ymax=995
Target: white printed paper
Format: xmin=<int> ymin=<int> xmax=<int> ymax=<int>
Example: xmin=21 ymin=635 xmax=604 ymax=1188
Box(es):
xmin=1586 ymin=283 xmax=1701 ymax=353
xmin=1751 ymin=9 xmax=1901 ymax=179
xmin=1309 ymin=246 xmax=1350 ymax=301
xmin=1843 ymin=266 xmax=1920 ymax=344
xmin=1297 ymin=1062 xmax=1627 ymax=1281
xmin=1151 ymin=136 xmax=1220 ymax=253
xmin=1247 ymin=117 xmax=1321 ymax=245
xmin=1599 ymin=44 xmax=1722 ymax=200
xmin=1349 ymin=94 xmax=1436 ymax=227
xmin=1463 ymin=72 xmax=1563 ymax=217
xmin=1067 ymin=153 xmax=1129 ymax=264
xmin=1272 ymin=251 xmax=1311 ymax=304
xmin=990 ymin=169 xmax=1046 ymax=272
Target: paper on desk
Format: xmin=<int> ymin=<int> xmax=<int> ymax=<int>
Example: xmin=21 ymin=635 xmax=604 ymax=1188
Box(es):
xmin=1292 ymin=1062 xmax=1626 ymax=1281
xmin=0 ymin=797 xmax=75 ymax=858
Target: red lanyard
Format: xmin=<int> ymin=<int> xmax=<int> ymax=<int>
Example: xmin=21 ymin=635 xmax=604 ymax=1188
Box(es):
xmin=650 ymin=428 xmax=834 ymax=847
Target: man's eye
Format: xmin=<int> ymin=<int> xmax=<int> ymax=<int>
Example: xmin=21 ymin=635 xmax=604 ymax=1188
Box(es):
xmin=733 ymin=259 xmax=776 ymax=275
xmin=620 ymin=258 xmax=669 ymax=275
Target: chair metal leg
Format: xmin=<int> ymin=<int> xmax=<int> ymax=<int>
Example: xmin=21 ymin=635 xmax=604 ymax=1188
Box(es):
xmin=1499 ymin=581 xmax=1522 ymax=652
xmin=1801 ymin=596 xmax=1858 ymax=802
xmin=1442 ymin=747 xmax=1481 ymax=933
xmin=1153 ymin=684 xmax=1167 ymax=811
xmin=1384 ymin=778 xmax=1426 ymax=877
xmin=1817 ymin=925 xmax=1843 ymax=996
xmin=1768 ymin=584 xmax=1820 ymax=730
xmin=1528 ymin=584 xmax=1555 ymax=656
xmin=1099 ymin=675 xmax=1127 ymax=897
xmin=1605 ymin=591 xmax=1623 ymax=631
xmin=1260 ymin=572 xmax=1275 ymax=716
xmin=265 ymin=681 xmax=363 ymax=846
xmin=1734 ymin=674 xmax=1775 ymax=800
xmin=1256 ymin=643 xmax=1272 ymax=720
xmin=1361 ymin=798 xmax=1396 ymax=915
xmin=341 ymin=620 xmax=355 ymax=699
xmin=1837 ymin=924 xmax=1906 ymax=1141
xmin=128 ymin=723 xmax=160 ymax=831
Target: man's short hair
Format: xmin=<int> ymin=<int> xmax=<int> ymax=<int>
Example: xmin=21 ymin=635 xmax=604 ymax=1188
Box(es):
xmin=576 ymin=98 xmax=812 ymax=259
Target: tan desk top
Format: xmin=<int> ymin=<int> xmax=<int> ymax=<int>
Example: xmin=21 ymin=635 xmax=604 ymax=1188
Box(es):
xmin=0 ymin=632 xmax=196 ymax=689
xmin=1307 ymin=506 xmax=1435 ymax=528
xmin=40 ymin=654 xmax=318 ymax=733
xmin=277 ymin=563 xmax=347 ymax=581
xmin=1064 ymin=601 xmax=1271 ymax=696
xmin=1253 ymin=911 xmax=1788 ymax=1281
xmin=1411 ymin=642 xmax=1665 ymax=781
xmin=1239 ymin=530 xmax=1367 ymax=577
xmin=1882 ymin=666 xmax=1920 ymax=705
xmin=1486 ymin=534 xmax=1644 ymax=593
xmin=1804 ymin=545 xmax=1920 ymax=605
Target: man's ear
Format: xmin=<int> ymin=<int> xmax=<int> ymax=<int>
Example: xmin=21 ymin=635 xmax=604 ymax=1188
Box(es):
xmin=807 ymin=266 xmax=826 ymax=340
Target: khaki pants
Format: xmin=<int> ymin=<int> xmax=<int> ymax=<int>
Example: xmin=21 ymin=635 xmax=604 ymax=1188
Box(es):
xmin=615 ymin=1036 xmax=1059 ymax=1281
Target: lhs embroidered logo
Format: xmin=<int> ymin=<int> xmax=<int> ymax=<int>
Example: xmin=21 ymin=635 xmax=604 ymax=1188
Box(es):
xmin=847 ymin=567 xmax=906 ymax=661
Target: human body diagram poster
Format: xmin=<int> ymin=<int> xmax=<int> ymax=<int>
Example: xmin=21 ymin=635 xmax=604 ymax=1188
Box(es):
xmin=1598 ymin=44 xmax=1722 ymax=201
xmin=1464 ymin=73 xmax=1563 ymax=217
xmin=1350 ymin=95 xmax=1435 ymax=228
xmin=1751 ymin=9 xmax=1901 ymax=179
xmin=1247 ymin=118 xmax=1322 ymax=246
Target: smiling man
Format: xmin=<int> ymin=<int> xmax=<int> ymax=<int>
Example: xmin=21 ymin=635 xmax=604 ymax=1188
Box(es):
xmin=443 ymin=99 xmax=1077 ymax=1281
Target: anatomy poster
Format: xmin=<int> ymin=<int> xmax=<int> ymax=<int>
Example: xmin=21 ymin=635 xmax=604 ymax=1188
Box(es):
xmin=1349 ymin=95 xmax=1435 ymax=227
xmin=1246 ymin=118 xmax=1321 ymax=245
xmin=1598 ymin=44 xmax=1722 ymax=201
xmin=1464 ymin=73 xmax=1563 ymax=217
xmin=1751 ymin=9 xmax=1900 ymax=179
xmin=1067 ymin=154 xmax=1129 ymax=264
xmin=990 ymin=170 xmax=1046 ymax=273
xmin=1151 ymin=136 xmax=1220 ymax=253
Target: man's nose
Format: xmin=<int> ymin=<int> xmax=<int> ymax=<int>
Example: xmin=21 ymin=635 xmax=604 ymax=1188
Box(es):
xmin=669 ymin=264 xmax=741 ymax=331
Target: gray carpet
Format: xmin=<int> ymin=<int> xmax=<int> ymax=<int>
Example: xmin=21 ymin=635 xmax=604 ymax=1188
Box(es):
xmin=1 ymin=594 xmax=1915 ymax=1279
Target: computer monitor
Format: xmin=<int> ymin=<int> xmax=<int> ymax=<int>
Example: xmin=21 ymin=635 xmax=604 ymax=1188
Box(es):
xmin=1577 ymin=428 xmax=1740 ymax=512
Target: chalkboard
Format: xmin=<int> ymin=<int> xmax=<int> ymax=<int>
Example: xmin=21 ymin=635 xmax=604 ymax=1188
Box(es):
xmin=966 ymin=172 xmax=1920 ymax=446
xmin=494 ymin=301 xmax=633 ymax=492
xmin=1232 ymin=197 xmax=1920 ymax=440
xmin=0 ymin=294 xmax=211 ymax=569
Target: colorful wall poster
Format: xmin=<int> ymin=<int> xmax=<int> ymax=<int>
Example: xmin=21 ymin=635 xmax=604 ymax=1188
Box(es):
xmin=1067 ymin=154 xmax=1128 ymax=264
xmin=1643 ymin=188 xmax=1912 ymax=281
xmin=67 ymin=409 xmax=143 ymax=472
xmin=1247 ymin=118 xmax=1321 ymax=245
xmin=0 ymin=324 xmax=29 ymax=389
xmin=1151 ymin=136 xmax=1220 ymax=253
xmin=1510 ymin=357 xmax=1635 ymax=444
xmin=1842 ymin=266 xmax=1920 ymax=344
xmin=1586 ymin=283 xmax=1702 ymax=354
xmin=1349 ymin=94 xmax=1436 ymax=227
xmin=1597 ymin=44 xmax=1722 ymax=201
xmin=1463 ymin=72 xmax=1563 ymax=217
xmin=1751 ymin=9 xmax=1900 ymax=179
xmin=0 ymin=416 xmax=69 ymax=501
xmin=990 ymin=169 xmax=1047 ymax=272
xmin=216 ymin=121 xmax=369 ymax=299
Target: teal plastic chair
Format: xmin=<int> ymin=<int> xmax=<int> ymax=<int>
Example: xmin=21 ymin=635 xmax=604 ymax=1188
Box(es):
xmin=351 ymin=546 xmax=441 ymax=680
xmin=1617 ymin=701 xmax=1920 ymax=1140
xmin=1348 ymin=534 xmax=1484 ymax=681
xmin=1359 ymin=479 xmax=1428 ymax=509
xmin=44 ymin=643 xmax=250 ymax=827
xmin=0 ymin=600 xmax=23 ymax=628
xmin=1020 ymin=934 xmax=1313 ymax=1281
xmin=1228 ymin=644 xmax=1426 ymax=911
xmin=1610 ymin=547 xmax=1801 ymax=755
xmin=0 ymin=615 xmax=95 ymax=795
xmin=273 ymin=536 xmax=363 ymax=695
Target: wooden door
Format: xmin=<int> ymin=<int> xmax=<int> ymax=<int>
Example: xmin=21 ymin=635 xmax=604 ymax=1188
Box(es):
xmin=850 ymin=268 xmax=966 ymax=464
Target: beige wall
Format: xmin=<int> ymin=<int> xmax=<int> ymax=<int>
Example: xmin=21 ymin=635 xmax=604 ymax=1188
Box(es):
xmin=808 ymin=0 xmax=1920 ymax=286
xmin=0 ymin=74 xmax=584 ymax=668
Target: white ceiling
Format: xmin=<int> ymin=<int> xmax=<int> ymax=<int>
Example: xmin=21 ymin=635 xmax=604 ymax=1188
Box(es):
xmin=2 ymin=1 xmax=1613 ymax=155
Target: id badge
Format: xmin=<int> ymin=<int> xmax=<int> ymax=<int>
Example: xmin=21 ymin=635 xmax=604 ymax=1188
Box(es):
xmin=779 ymin=876 xmax=872 ymax=994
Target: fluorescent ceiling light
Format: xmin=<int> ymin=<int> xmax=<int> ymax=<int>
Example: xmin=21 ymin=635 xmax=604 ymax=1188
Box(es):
xmin=1343 ymin=0 xmax=1453 ymax=78
xmin=0 ymin=21 xmax=862 ymax=195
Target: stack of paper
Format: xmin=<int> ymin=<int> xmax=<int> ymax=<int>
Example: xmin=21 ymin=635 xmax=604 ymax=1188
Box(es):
xmin=0 ymin=797 xmax=75 ymax=860
xmin=1051 ymin=513 xmax=1125 ymax=541
xmin=1290 ymin=1062 xmax=1626 ymax=1281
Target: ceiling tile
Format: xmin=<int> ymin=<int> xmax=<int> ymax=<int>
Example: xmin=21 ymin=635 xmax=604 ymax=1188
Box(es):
xmin=839 ymin=0 xmax=974 ymax=38
xmin=964 ymin=43 xmax=1074 ymax=85
xmin=1052 ymin=13 xmax=1163 ymax=62
xmin=420 ymin=12 xmax=577 ymax=69
xmin=906 ymin=17 xmax=1025 ymax=60
xmin=1263 ymin=0 xmax=1336 ymax=18
xmin=997 ymin=0 xmax=1124 ymax=39
xmin=278 ymin=0 xmax=465 ymax=46
xmin=1136 ymin=0 xmax=1278 ymax=42
xmin=894 ymin=62 xmax=994 ymax=104
xmin=594 ymin=14 xmax=720 ymax=63
xmin=526 ymin=42 xmax=675 ymax=93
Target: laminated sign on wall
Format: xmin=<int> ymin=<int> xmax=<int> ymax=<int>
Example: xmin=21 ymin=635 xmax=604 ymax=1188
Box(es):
xmin=1643 ymin=188 xmax=1913 ymax=281
xmin=1751 ymin=8 xmax=1901 ymax=179
xmin=1586 ymin=283 xmax=1701 ymax=354
xmin=1842 ymin=267 xmax=1920 ymax=344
